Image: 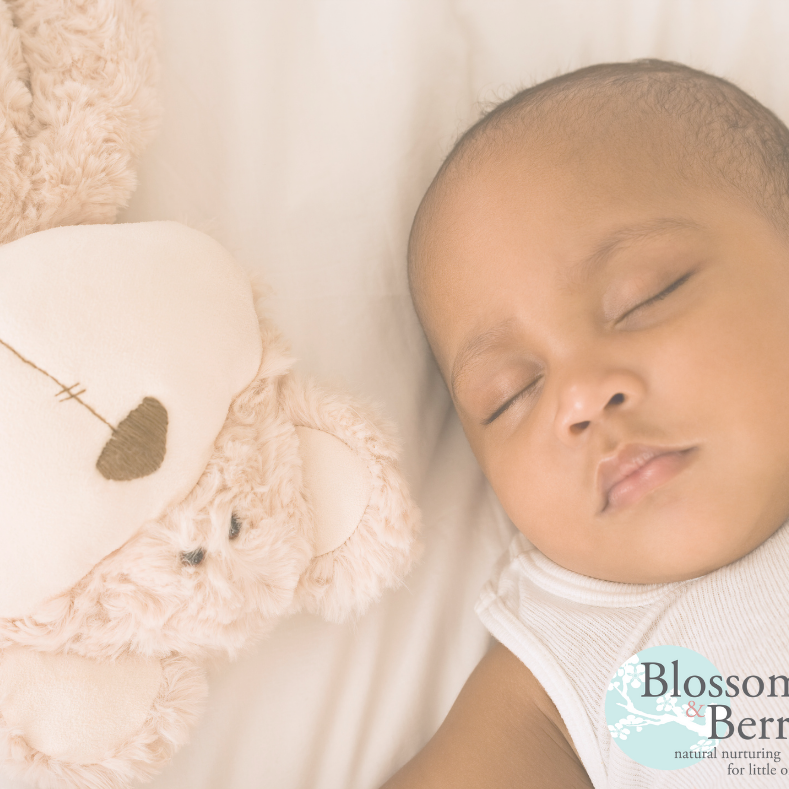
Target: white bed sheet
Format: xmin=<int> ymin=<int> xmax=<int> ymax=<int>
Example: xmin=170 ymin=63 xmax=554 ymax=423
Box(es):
xmin=6 ymin=1 xmax=789 ymax=787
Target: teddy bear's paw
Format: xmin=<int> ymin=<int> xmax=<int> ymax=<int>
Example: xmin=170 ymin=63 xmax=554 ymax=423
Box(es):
xmin=0 ymin=648 xmax=206 ymax=789
xmin=280 ymin=376 xmax=423 ymax=623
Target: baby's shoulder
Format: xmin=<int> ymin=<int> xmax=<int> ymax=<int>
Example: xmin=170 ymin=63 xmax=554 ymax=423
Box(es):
xmin=380 ymin=641 xmax=592 ymax=788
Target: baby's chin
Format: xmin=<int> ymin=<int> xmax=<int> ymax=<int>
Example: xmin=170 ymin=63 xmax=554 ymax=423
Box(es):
xmin=546 ymin=551 xmax=732 ymax=586
xmin=523 ymin=510 xmax=785 ymax=586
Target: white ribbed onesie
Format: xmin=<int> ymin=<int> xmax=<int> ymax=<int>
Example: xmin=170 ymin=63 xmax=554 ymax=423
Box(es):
xmin=475 ymin=523 xmax=789 ymax=788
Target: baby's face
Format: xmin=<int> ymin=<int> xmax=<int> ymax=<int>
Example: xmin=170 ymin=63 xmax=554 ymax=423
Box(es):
xmin=417 ymin=138 xmax=789 ymax=582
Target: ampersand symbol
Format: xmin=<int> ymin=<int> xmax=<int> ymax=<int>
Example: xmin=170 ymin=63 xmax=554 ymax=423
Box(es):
xmin=686 ymin=700 xmax=706 ymax=718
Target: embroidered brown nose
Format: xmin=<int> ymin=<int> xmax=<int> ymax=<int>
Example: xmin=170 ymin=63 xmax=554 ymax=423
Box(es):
xmin=96 ymin=397 xmax=168 ymax=481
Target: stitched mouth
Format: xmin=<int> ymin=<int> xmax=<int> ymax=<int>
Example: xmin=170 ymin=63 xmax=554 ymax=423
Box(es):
xmin=0 ymin=334 xmax=168 ymax=481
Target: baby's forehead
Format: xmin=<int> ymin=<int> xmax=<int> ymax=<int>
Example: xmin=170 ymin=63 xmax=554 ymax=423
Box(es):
xmin=414 ymin=61 xmax=789 ymax=257
xmin=416 ymin=122 xmax=698 ymax=274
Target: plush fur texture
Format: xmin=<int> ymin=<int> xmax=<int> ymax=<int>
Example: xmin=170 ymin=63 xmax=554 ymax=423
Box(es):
xmin=0 ymin=2 xmax=421 ymax=787
xmin=0 ymin=654 xmax=206 ymax=789
xmin=0 ymin=0 xmax=159 ymax=244
xmin=283 ymin=374 xmax=423 ymax=623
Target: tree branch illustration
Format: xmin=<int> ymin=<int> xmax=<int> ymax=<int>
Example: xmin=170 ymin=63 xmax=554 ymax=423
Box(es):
xmin=608 ymin=658 xmax=711 ymax=741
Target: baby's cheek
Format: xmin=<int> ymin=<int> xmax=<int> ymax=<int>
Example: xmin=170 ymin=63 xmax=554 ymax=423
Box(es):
xmin=485 ymin=437 xmax=567 ymax=539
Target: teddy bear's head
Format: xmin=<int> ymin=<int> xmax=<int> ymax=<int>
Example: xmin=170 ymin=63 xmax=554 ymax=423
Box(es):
xmin=0 ymin=221 xmax=420 ymax=786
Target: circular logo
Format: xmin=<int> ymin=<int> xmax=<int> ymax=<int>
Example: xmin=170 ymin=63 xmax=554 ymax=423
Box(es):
xmin=605 ymin=645 xmax=724 ymax=770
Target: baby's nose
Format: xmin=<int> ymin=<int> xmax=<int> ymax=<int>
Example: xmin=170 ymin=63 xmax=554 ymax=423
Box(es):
xmin=554 ymin=371 xmax=644 ymax=445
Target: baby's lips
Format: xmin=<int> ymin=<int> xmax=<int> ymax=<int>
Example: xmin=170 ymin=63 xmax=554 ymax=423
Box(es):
xmin=597 ymin=443 xmax=691 ymax=511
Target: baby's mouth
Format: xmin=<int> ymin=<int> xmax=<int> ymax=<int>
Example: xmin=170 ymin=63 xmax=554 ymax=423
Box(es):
xmin=598 ymin=444 xmax=697 ymax=513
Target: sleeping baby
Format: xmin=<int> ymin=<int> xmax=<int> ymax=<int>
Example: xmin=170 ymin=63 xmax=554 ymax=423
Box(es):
xmin=382 ymin=59 xmax=789 ymax=787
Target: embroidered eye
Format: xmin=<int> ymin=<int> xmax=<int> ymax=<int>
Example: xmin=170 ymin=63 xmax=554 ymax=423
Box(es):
xmin=180 ymin=547 xmax=205 ymax=565
xmin=229 ymin=512 xmax=242 ymax=540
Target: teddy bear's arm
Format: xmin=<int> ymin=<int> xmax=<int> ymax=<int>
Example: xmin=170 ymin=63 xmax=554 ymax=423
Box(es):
xmin=0 ymin=0 xmax=159 ymax=243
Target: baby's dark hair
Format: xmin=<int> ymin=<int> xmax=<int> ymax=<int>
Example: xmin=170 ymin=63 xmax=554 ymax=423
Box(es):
xmin=409 ymin=60 xmax=789 ymax=308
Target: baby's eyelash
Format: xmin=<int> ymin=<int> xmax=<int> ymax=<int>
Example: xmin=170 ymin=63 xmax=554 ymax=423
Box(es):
xmin=618 ymin=271 xmax=694 ymax=323
xmin=483 ymin=377 xmax=542 ymax=425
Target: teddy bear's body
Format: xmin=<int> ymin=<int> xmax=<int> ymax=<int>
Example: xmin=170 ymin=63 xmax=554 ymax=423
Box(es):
xmin=0 ymin=4 xmax=420 ymax=788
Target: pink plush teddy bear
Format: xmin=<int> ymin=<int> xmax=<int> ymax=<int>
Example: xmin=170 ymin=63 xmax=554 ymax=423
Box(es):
xmin=0 ymin=3 xmax=421 ymax=788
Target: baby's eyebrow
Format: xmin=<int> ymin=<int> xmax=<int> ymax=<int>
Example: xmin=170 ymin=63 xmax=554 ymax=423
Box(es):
xmin=573 ymin=217 xmax=702 ymax=285
xmin=451 ymin=319 xmax=519 ymax=399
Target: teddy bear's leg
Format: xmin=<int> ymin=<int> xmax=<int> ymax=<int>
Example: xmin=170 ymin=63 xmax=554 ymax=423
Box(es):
xmin=278 ymin=374 xmax=422 ymax=623
xmin=0 ymin=647 xmax=206 ymax=789
xmin=1 ymin=0 xmax=159 ymax=243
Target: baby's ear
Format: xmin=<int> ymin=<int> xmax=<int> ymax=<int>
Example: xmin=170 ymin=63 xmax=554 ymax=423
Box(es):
xmin=280 ymin=376 xmax=422 ymax=622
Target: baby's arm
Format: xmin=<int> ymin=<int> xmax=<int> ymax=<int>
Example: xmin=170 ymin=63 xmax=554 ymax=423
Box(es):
xmin=381 ymin=642 xmax=593 ymax=788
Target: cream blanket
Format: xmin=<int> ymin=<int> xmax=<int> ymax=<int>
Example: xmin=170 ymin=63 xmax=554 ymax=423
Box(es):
xmin=5 ymin=1 xmax=787 ymax=787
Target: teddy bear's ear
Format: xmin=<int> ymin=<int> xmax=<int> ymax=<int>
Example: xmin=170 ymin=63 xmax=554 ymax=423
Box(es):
xmin=294 ymin=426 xmax=376 ymax=557
xmin=279 ymin=376 xmax=422 ymax=622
